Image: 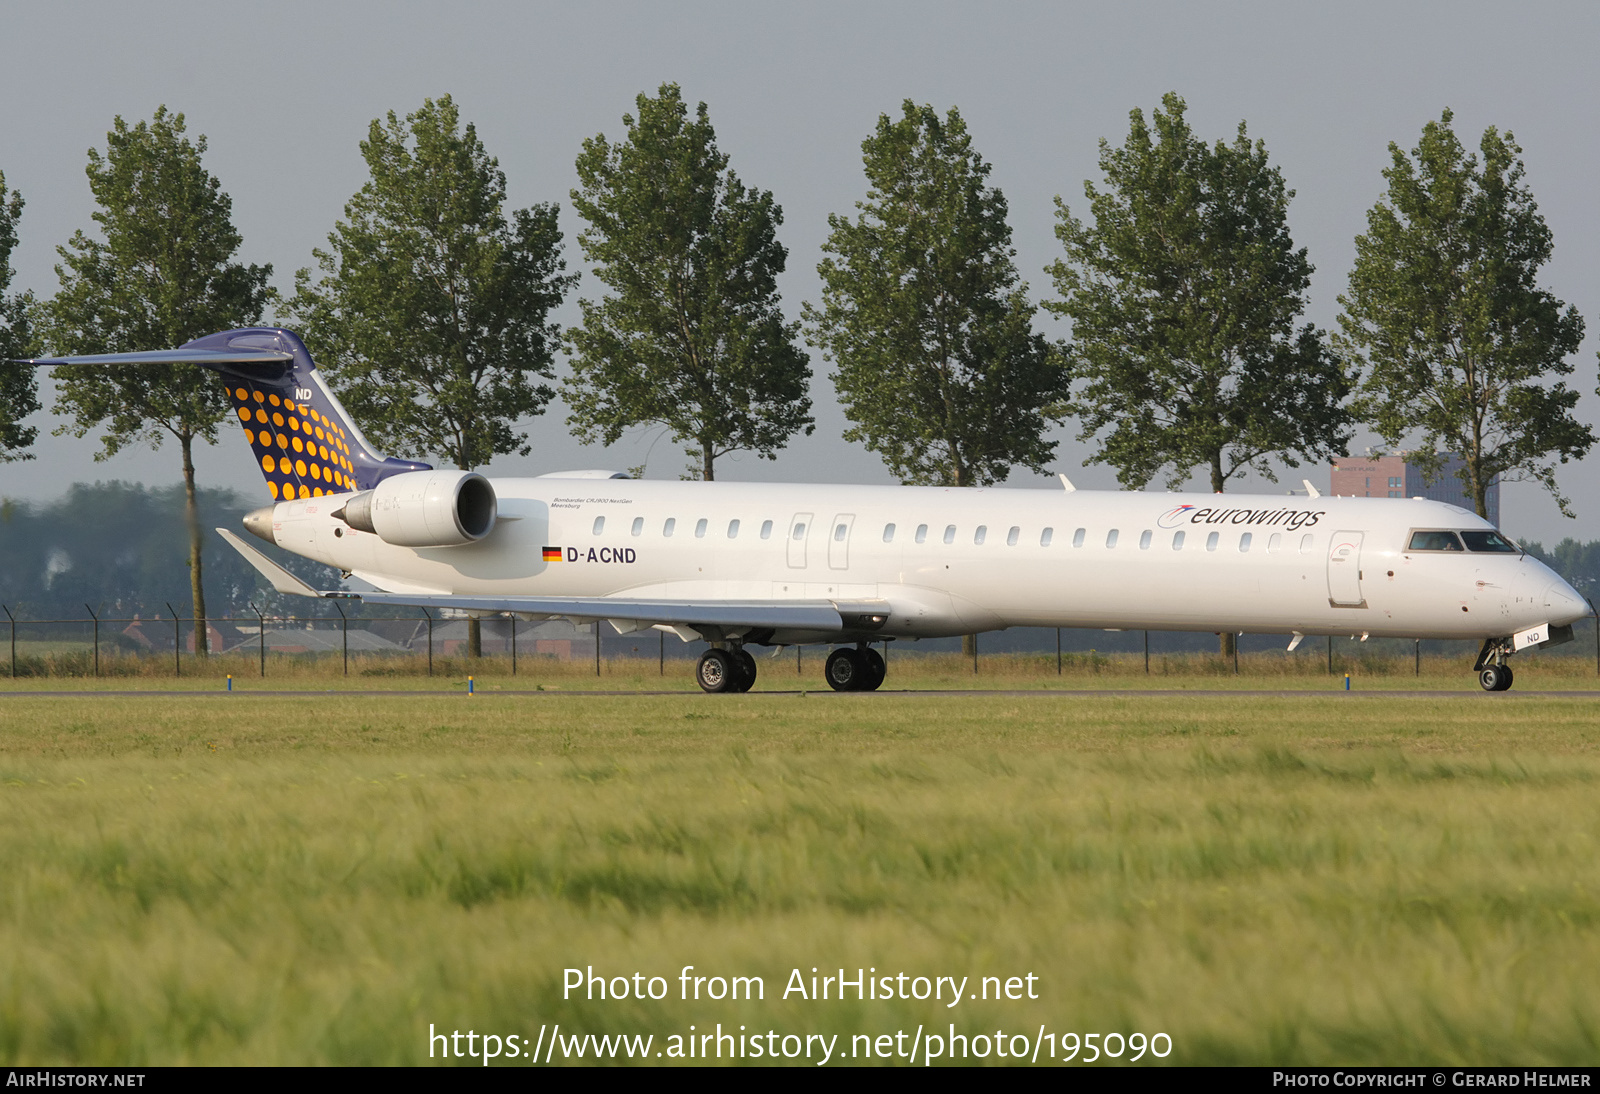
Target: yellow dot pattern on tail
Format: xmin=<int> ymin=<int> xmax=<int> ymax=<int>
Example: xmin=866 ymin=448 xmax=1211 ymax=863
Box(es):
xmin=223 ymin=382 xmax=357 ymax=500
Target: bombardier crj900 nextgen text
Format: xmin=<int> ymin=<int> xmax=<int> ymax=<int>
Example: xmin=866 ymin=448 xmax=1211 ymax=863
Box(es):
xmin=21 ymin=328 xmax=1591 ymax=693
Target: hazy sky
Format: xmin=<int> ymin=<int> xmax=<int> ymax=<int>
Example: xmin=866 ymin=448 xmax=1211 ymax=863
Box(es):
xmin=3 ymin=1 xmax=1597 ymax=543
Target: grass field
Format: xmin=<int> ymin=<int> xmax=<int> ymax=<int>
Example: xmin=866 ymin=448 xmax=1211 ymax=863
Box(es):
xmin=2 ymin=688 xmax=1598 ymax=1065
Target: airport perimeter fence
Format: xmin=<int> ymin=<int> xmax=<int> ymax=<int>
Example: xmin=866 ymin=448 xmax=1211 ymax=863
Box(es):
xmin=4 ymin=602 xmax=1599 ymax=681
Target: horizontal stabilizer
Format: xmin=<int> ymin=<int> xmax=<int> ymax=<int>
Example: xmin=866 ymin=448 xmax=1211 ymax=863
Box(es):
xmin=18 ymin=347 xmax=292 ymax=367
xmin=216 ymin=528 xmax=321 ymax=597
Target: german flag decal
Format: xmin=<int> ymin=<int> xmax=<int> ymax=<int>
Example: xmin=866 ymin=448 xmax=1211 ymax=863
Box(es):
xmin=542 ymin=547 xmax=562 ymax=562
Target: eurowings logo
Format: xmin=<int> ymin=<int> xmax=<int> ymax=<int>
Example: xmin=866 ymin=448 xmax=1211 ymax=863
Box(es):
xmin=1157 ymin=505 xmax=1197 ymax=529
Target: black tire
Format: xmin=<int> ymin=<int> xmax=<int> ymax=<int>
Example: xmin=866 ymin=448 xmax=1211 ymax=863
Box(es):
xmin=732 ymin=648 xmax=758 ymax=692
xmin=1498 ymin=665 xmax=1514 ymax=691
xmin=1479 ymin=664 xmax=1513 ymax=692
xmin=860 ymin=647 xmax=886 ymax=691
xmin=825 ymin=647 xmax=863 ymax=691
xmin=697 ymin=649 xmax=737 ymax=694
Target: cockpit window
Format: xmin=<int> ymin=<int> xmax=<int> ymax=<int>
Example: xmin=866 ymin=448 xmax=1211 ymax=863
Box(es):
xmin=1460 ymin=530 xmax=1519 ymax=553
xmin=1408 ymin=530 xmax=1464 ymax=552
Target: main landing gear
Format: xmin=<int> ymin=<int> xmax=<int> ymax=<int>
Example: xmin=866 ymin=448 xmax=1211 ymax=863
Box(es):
xmin=824 ymin=645 xmax=886 ymax=692
xmin=695 ymin=646 xmax=759 ymax=694
xmin=1474 ymin=638 xmax=1515 ymax=692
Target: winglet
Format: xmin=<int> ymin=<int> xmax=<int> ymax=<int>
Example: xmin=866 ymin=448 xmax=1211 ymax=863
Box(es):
xmin=1302 ymin=479 xmax=1322 ymax=498
xmin=1058 ymin=473 xmax=1076 ymax=492
xmin=217 ymin=528 xmax=323 ymax=598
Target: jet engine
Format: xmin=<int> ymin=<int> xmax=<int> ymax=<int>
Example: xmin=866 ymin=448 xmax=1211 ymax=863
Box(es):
xmin=334 ymin=470 xmax=497 ymax=547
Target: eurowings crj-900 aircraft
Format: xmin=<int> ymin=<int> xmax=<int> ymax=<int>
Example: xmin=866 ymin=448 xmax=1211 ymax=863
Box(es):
xmin=24 ymin=328 xmax=1591 ymax=693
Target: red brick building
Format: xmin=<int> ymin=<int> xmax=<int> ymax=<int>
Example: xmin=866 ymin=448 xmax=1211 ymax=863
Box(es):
xmin=1330 ymin=451 xmax=1499 ymax=526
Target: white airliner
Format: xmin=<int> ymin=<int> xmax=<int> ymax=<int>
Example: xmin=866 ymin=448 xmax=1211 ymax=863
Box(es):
xmin=24 ymin=328 xmax=1590 ymax=693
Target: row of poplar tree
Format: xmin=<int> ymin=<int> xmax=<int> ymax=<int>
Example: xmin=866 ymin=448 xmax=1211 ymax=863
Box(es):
xmin=0 ymin=87 xmax=1593 ymax=653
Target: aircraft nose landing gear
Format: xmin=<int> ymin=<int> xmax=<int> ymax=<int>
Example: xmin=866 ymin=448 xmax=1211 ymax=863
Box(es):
xmin=1473 ymin=638 xmax=1515 ymax=692
xmin=1478 ymin=664 xmax=1513 ymax=692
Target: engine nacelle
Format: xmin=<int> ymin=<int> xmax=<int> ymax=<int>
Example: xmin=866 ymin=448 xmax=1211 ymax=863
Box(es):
xmin=335 ymin=470 xmax=497 ymax=547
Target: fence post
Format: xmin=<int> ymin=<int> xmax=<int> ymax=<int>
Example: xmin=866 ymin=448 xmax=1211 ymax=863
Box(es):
xmin=1414 ymin=638 xmax=1421 ymax=677
xmin=1327 ymin=634 xmax=1333 ymax=675
xmin=510 ymin=614 xmax=517 ymax=676
xmin=1588 ymin=599 xmax=1599 ymax=678
xmin=165 ymin=602 xmax=181 ymax=677
xmin=1056 ymin=627 xmax=1062 ymax=676
xmin=332 ymin=599 xmax=348 ymax=676
xmin=661 ymin=629 xmax=666 ymax=676
xmin=4 ymin=605 xmax=14 ymax=679
xmin=251 ymin=603 xmax=266 ymax=677
xmin=594 ymin=622 xmax=601 ymax=677
xmin=1144 ymin=630 xmax=1150 ymax=675
xmin=423 ymin=609 xmax=433 ymax=676
xmin=1233 ymin=633 xmax=1239 ymax=675
xmin=972 ymin=633 xmax=978 ymax=675
xmin=84 ymin=604 xmax=99 ymax=677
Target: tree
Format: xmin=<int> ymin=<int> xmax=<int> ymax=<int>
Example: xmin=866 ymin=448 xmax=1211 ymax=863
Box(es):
xmin=44 ymin=108 xmax=274 ymax=655
xmin=1048 ymin=92 xmax=1350 ymax=497
xmin=806 ymin=101 xmax=1064 ymax=488
xmin=292 ymin=95 xmax=573 ymax=657
xmin=1336 ymin=110 xmax=1590 ymax=519
xmin=565 ymin=83 xmax=811 ymax=481
xmin=292 ymin=95 xmax=571 ymax=471
xmin=0 ymin=170 xmax=40 ymax=459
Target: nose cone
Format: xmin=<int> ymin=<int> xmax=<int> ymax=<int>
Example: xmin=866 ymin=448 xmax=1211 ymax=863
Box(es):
xmin=1543 ymin=578 xmax=1587 ymax=625
xmin=242 ymin=506 xmax=277 ymax=546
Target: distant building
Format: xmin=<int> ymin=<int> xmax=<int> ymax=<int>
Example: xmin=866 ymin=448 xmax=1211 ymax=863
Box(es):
xmin=1330 ymin=451 xmax=1499 ymax=526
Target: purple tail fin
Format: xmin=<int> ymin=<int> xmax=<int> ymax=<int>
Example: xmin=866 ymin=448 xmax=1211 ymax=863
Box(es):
xmin=180 ymin=328 xmax=431 ymax=499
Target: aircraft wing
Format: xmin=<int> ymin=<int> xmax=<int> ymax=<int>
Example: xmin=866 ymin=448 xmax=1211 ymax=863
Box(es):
xmin=219 ymin=526 xmax=872 ymax=637
xmin=348 ymin=591 xmax=851 ymax=634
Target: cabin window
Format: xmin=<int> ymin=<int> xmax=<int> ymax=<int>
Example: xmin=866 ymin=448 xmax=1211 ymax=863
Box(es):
xmin=1139 ymin=529 xmax=1152 ymax=550
xmin=663 ymin=518 xmax=676 ymax=537
xmin=592 ymin=516 xmax=605 ymax=535
xmin=1172 ymin=531 xmax=1185 ymax=550
xmin=631 ymin=516 xmax=643 ymax=536
xmin=792 ymin=522 xmax=806 ymax=540
xmin=943 ymin=525 xmax=956 ymax=545
xmin=883 ymin=523 xmax=896 ymax=543
xmin=974 ymin=525 xmax=987 ymax=545
xmin=1408 ymin=530 xmax=1464 ymax=552
xmin=1267 ymin=533 xmax=1281 ymax=553
xmin=1206 ymin=532 xmax=1219 ymax=551
xmin=1072 ymin=528 xmax=1086 ymax=548
xmin=1105 ymin=529 xmax=1119 ymax=548
xmin=1040 ymin=527 xmax=1053 ymax=547
xmin=727 ymin=519 xmax=740 ymax=538
xmin=760 ymin=520 xmax=773 ymax=540
xmin=1239 ymin=532 xmax=1252 ymax=552
xmin=695 ymin=518 xmax=708 ymax=538
xmin=834 ymin=523 xmax=848 ymax=542
xmin=915 ymin=524 xmax=928 ymax=544
xmin=1461 ymin=530 xmax=1518 ymax=553
xmin=1006 ymin=526 xmax=1020 ymax=546
xmin=1299 ymin=534 xmax=1313 ymax=554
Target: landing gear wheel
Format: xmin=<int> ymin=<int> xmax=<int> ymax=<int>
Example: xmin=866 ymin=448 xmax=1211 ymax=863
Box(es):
xmin=732 ymin=648 xmax=758 ymax=692
xmin=1479 ymin=664 xmax=1514 ymax=692
xmin=696 ymin=649 xmax=737 ymax=694
xmin=825 ymin=647 xmax=864 ymax=691
xmin=860 ymin=648 xmax=886 ymax=692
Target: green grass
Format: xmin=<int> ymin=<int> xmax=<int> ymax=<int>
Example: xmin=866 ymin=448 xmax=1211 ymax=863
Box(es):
xmin=2 ymin=693 xmax=1599 ymax=1065
xmin=2 ymin=646 xmax=1599 ymax=692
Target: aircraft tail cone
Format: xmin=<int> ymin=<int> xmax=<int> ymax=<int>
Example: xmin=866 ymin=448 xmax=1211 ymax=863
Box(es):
xmin=242 ymin=506 xmax=277 ymax=546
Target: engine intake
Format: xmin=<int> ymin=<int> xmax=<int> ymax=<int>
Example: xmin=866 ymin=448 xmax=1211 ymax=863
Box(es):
xmin=335 ymin=470 xmax=496 ymax=547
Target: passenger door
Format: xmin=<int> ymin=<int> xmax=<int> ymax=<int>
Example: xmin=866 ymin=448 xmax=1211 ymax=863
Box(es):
xmin=1326 ymin=531 xmax=1366 ymax=607
xmin=827 ymin=513 xmax=855 ymax=570
xmin=787 ymin=513 xmax=812 ymax=569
